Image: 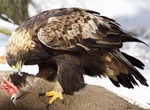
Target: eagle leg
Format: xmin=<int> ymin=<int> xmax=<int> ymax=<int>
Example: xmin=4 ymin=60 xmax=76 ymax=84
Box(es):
xmin=39 ymin=81 xmax=64 ymax=105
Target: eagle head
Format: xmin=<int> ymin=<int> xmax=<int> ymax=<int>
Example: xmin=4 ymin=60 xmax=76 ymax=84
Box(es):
xmin=5 ymin=29 xmax=36 ymax=74
xmin=6 ymin=54 xmax=23 ymax=74
xmin=11 ymin=60 xmax=23 ymax=74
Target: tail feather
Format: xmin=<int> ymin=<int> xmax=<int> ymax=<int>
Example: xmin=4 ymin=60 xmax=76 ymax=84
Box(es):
xmin=128 ymin=73 xmax=139 ymax=86
xmin=109 ymin=78 xmax=120 ymax=87
xmin=116 ymin=73 xmax=134 ymax=88
xmin=122 ymin=52 xmax=145 ymax=70
xmin=109 ymin=73 xmax=139 ymax=89
xmin=108 ymin=49 xmax=148 ymax=87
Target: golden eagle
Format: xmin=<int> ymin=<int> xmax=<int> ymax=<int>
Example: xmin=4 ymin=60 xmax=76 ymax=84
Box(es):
xmin=5 ymin=8 xmax=148 ymax=104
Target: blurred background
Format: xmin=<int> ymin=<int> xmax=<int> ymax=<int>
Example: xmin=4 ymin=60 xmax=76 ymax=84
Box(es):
xmin=0 ymin=0 xmax=150 ymax=63
xmin=0 ymin=0 xmax=150 ymax=109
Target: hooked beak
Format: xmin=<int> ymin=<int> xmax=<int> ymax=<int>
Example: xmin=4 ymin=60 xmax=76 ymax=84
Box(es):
xmin=12 ymin=61 xmax=23 ymax=74
xmin=12 ymin=65 xmax=21 ymax=74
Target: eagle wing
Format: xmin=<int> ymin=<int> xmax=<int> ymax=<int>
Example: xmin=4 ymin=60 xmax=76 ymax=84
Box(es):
xmin=37 ymin=8 xmax=144 ymax=51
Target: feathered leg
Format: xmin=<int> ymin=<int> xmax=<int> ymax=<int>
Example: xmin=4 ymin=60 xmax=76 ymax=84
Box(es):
xmin=39 ymin=55 xmax=85 ymax=105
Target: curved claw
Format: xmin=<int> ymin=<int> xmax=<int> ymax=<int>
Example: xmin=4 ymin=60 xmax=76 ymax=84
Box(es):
xmin=39 ymin=92 xmax=46 ymax=97
xmin=46 ymin=103 xmax=51 ymax=109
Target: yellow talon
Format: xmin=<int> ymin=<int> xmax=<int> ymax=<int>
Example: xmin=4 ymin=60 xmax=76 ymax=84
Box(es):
xmin=45 ymin=91 xmax=63 ymax=104
xmin=45 ymin=91 xmax=55 ymax=96
xmin=41 ymin=82 xmax=64 ymax=105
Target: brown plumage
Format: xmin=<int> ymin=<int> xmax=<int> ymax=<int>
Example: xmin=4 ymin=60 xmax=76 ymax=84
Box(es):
xmin=5 ymin=8 xmax=148 ymax=95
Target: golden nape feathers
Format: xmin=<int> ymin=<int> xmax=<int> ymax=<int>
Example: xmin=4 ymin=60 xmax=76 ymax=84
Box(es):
xmin=5 ymin=8 xmax=148 ymax=101
xmin=6 ymin=30 xmax=36 ymax=55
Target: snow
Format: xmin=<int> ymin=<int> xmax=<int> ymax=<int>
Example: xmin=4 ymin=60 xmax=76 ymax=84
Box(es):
xmin=1 ymin=0 xmax=150 ymax=109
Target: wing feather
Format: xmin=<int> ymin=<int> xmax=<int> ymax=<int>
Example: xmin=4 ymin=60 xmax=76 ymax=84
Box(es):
xmin=38 ymin=8 xmax=143 ymax=51
xmin=13 ymin=8 xmax=146 ymax=52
